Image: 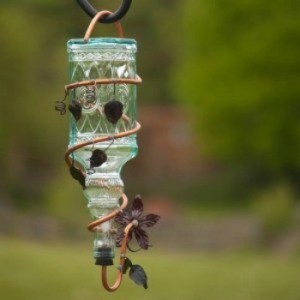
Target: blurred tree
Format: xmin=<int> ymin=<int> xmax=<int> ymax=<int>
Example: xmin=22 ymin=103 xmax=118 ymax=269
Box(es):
xmin=175 ymin=0 xmax=300 ymax=189
xmin=252 ymin=184 xmax=295 ymax=238
xmin=0 ymin=2 xmax=69 ymax=209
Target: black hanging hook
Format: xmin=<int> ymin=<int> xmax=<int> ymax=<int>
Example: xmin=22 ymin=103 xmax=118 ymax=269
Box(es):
xmin=76 ymin=0 xmax=132 ymax=24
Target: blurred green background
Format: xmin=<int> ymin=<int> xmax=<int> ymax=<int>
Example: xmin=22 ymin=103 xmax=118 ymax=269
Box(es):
xmin=1 ymin=1 xmax=300 ymax=299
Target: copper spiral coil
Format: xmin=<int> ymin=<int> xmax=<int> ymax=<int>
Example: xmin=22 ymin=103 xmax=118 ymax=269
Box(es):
xmin=64 ymin=76 xmax=142 ymax=94
xmin=61 ymin=10 xmax=142 ymax=292
xmin=64 ymin=72 xmax=141 ymax=293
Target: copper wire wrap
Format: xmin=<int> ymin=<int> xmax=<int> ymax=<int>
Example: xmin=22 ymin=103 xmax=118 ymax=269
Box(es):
xmin=64 ymin=11 xmax=141 ymax=292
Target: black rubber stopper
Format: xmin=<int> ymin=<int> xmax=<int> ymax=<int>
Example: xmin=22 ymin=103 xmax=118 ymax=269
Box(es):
xmin=94 ymin=247 xmax=114 ymax=266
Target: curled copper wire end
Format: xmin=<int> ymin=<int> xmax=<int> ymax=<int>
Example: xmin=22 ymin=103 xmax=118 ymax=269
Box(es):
xmin=55 ymin=101 xmax=66 ymax=115
xmin=55 ymin=92 xmax=68 ymax=115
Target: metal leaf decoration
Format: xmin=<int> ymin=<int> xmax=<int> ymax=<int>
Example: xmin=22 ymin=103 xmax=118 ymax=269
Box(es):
xmin=129 ymin=264 xmax=148 ymax=289
xmin=68 ymin=101 xmax=82 ymax=121
xmin=104 ymin=99 xmax=123 ymax=124
xmin=122 ymin=257 xmax=133 ymax=274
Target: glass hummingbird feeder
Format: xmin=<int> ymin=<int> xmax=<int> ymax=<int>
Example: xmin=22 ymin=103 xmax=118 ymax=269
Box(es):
xmin=55 ymin=5 xmax=159 ymax=293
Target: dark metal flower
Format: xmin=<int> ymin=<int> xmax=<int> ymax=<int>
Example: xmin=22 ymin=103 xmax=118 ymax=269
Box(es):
xmin=115 ymin=195 xmax=160 ymax=250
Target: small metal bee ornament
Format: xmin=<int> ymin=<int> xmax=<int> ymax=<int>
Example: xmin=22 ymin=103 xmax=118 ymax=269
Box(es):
xmin=55 ymin=93 xmax=67 ymax=115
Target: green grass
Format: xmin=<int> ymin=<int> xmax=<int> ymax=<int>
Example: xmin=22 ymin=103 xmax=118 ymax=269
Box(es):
xmin=0 ymin=238 xmax=300 ymax=300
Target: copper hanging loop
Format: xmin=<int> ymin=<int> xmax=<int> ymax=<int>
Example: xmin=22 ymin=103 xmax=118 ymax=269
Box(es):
xmin=77 ymin=0 xmax=132 ymax=24
xmin=84 ymin=10 xmax=124 ymax=42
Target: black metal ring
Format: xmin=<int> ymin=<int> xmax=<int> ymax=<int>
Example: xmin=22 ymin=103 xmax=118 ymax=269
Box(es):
xmin=76 ymin=0 xmax=132 ymax=24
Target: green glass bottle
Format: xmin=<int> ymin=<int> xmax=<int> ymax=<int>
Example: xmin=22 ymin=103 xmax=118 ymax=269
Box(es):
xmin=67 ymin=38 xmax=138 ymax=265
